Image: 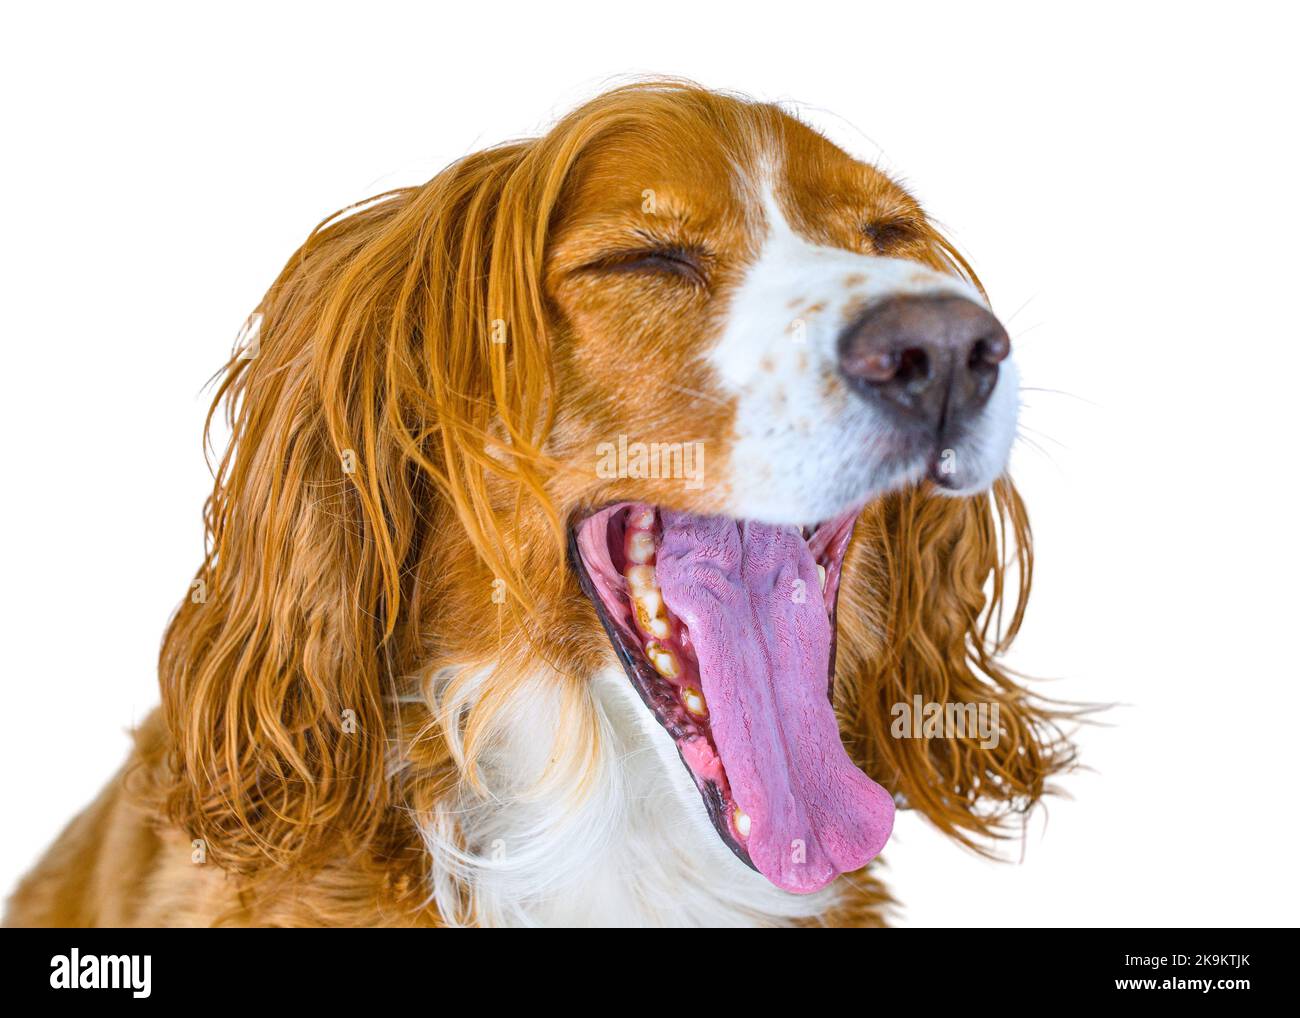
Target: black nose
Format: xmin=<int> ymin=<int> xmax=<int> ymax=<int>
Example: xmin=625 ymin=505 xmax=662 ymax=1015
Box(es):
xmin=837 ymin=295 xmax=1010 ymax=430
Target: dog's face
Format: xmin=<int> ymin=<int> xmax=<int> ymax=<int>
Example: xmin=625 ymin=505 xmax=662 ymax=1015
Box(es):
xmin=551 ymin=101 xmax=1020 ymax=892
xmin=546 ymin=108 xmax=1017 ymax=522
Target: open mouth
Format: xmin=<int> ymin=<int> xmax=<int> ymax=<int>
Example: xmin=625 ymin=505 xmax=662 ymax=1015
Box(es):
xmin=570 ymin=504 xmax=895 ymax=894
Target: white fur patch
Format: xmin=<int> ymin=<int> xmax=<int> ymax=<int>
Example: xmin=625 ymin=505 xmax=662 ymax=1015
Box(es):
xmin=709 ymin=186 xmax=1018 ymax=522
xmin=418 ymin=663 xmax=840 ymax=927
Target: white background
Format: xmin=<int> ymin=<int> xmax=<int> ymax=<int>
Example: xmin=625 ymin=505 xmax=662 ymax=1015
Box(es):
xmin=2 ymin=1 xmax=1296 ymax=927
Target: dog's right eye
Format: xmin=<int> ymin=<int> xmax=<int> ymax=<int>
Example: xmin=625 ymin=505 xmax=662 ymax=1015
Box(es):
xmin=861 ymin=218 xmax=917 ymax=253
xmin=587 ymin=247 xmax=708 ymax=287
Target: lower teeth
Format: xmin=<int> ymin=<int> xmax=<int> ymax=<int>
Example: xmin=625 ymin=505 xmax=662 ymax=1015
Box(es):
xmin=645 ymin=640 xmax=681 ymax=679
xmin=733 ymin=807 xmax=751 ymax=838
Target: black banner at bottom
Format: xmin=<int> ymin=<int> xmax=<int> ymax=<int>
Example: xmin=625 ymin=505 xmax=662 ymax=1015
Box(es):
xmin=0 ymin=928 xmax=1277 ymax=1006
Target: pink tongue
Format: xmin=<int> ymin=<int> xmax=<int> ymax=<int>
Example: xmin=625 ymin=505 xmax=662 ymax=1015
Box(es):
xmin=655 ymin=510 xmax=894 ymax=893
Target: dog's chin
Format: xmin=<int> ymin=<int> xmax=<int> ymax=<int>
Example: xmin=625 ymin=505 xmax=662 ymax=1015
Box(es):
xmin=923 ymin=443 xmax=1007 ymax=496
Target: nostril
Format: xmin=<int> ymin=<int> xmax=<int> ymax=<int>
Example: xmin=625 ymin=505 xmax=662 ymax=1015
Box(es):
xmin=969 ymin=332 xmax=1010 ymax=370
xmin=896 ymin=346 xmax=931 ymax=387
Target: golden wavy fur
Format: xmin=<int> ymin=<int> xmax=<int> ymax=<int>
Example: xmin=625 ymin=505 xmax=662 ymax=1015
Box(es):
xmin=7 ymin=80 xmax=1073 ymax=927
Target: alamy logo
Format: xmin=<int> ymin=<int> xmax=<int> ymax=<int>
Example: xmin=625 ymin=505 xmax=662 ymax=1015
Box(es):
xmin=595 ymin=434 xmax=705 ymax=490
xmin=49 ymin=949 xmax=151 ymax=998
xmin=890 ymin=696 xmax=1001 ymax=749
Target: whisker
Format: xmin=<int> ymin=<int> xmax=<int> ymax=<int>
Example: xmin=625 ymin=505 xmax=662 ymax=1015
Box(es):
xmin=1002 ymin=293 xmax=1038 ymax=327
xmin=1016 ymin=422 xmax=1069 ymax=450
xmin=1019 ymin=386 xmax=1098 ymax=407
xmin=1013 ymin=431 xmax=1055 ymax=462
xmin=661 ymin=382 xmax=730 ymax=410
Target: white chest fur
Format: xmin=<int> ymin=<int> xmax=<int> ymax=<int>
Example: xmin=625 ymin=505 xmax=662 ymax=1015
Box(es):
xmin=418 ymin=664 xmax=840 ymax=927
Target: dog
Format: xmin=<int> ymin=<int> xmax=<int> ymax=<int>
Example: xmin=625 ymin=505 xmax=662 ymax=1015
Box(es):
xmin=6 ymin=81 xmax=1072 ymax=927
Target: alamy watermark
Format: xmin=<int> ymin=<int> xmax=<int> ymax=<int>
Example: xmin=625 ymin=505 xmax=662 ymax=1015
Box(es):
xmin=890 ymin=696 xmax=1001 ymax=749
xmin=595 ymin=434 xmax=705 ymax=490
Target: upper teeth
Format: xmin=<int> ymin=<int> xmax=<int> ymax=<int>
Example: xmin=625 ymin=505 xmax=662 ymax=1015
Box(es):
xmin=625 ymin=564 xmax=656 ymax=591
xmin=627 ymin=505 xmax=657 ymax=530
xmin=619 ymin=507 xmax=717 ymax=734
xmin=624 ymin=508 xmax=674 ymax=642
xmin=626 ymin=531 xmax=655 ymax=564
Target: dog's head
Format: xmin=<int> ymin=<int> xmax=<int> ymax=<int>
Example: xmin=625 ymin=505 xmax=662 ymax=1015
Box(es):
xmin=161 ymin=82 xmax=1070 ymax=898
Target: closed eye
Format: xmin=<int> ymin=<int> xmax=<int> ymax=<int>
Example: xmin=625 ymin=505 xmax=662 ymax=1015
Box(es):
xmin=585 ymin=246 xmax=708 ymax=286
xmin=861 ymin=219 xmax=917 ymax=252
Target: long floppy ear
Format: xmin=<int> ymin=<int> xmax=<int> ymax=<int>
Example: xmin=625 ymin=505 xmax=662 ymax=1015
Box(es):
xmin=158 ymin=138 xmax=572 ymax=874
xmin=837 ymin=480 xmax=1076 ymax=850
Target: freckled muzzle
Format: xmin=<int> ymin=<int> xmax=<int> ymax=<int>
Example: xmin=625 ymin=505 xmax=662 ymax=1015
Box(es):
xmin=570 ymin=503 xmax=895 ymax=893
